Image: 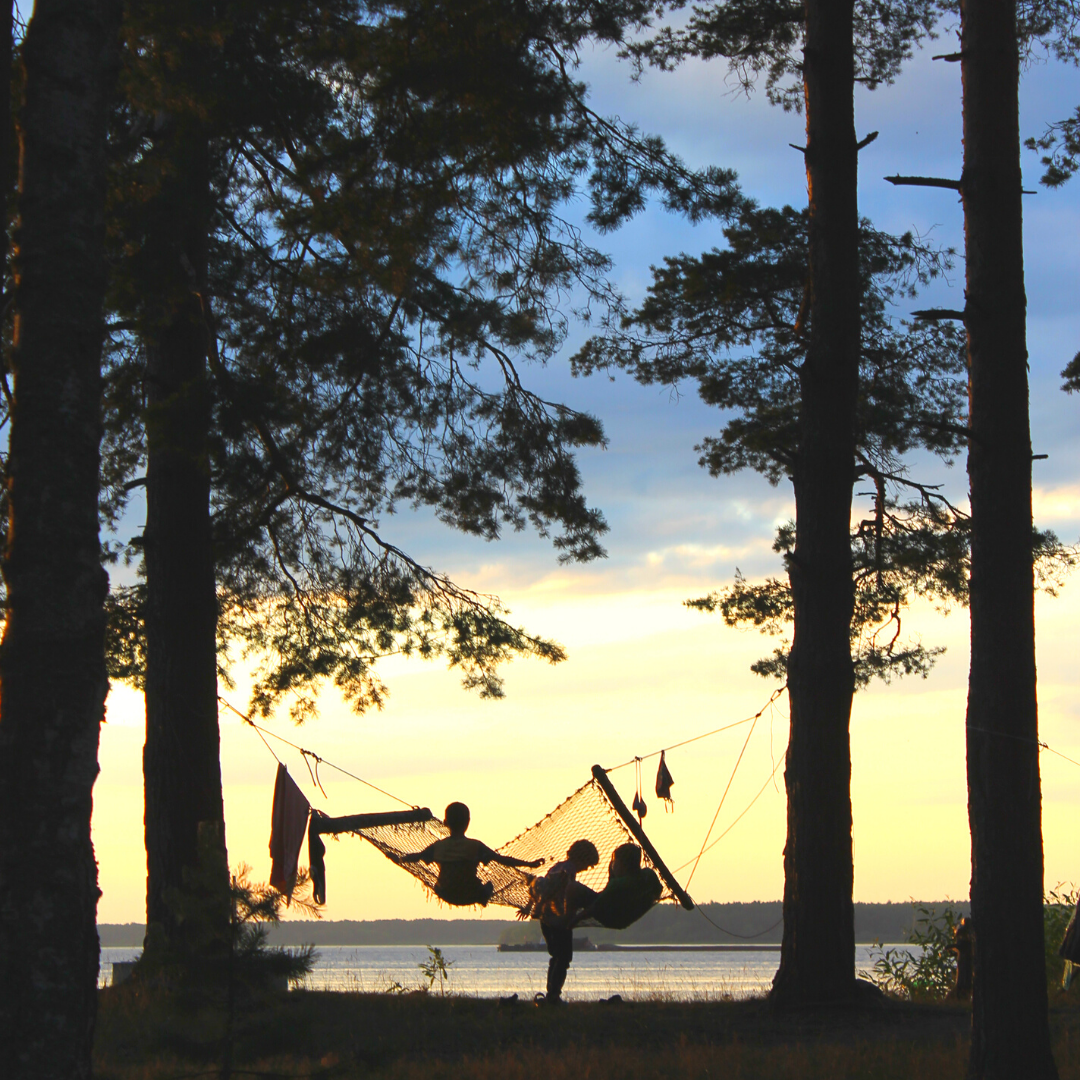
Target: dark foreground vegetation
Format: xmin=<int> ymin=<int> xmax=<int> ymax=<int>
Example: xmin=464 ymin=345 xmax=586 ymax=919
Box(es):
xmin=94 ymin=985 xmax=1080 ymax=1080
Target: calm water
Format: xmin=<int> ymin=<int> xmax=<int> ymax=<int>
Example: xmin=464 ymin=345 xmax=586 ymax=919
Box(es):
xmin=99 ymin=944 xmax=893 ymax=1000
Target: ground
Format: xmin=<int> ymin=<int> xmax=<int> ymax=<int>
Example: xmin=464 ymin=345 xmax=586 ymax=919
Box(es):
xmin=94 ymin=985 xmax=1080 ymax=1079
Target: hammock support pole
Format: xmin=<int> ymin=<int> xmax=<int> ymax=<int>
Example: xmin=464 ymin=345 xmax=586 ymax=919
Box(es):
xmin=311 ymin=807 xmax=435 ymax=836
xmin=592 ymin=764 xmax=694 ymax=911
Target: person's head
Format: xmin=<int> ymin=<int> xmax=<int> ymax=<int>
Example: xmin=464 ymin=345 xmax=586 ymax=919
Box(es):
xmin=444 ymin=802 xmax=471 ymax=834
xmin=566 ymin=839 xmax=599 ymax=872
xmin=609 ymin=843 xmax=642 ymax=878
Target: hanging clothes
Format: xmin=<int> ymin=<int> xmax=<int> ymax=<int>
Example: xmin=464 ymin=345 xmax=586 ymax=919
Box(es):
xmin=632 ymin=758 xmax=647 ymax=822
xmin=655 ymin=751 xmax=674 ymax=808
xmin=269 ymin=763 xmax=311 ymax=896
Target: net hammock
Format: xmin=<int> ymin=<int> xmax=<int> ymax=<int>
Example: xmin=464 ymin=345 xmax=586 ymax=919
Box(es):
xmin=308 ymin=765 xmax=693 ymax=921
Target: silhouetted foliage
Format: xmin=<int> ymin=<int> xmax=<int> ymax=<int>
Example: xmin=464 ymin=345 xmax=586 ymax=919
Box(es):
xmin=100 ymin=0 xmax=743 ymax=719
xmin=577 ymin=207 xmax=989 ymax=684
xmin=623 ymin=0 xmax=943 ymax=109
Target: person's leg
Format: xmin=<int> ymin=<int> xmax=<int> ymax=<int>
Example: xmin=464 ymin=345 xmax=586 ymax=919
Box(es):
xmin=541 ymin=923 xmax=573 ymax=1001
xmin=567 ymin=880 xmax=597 ymax=912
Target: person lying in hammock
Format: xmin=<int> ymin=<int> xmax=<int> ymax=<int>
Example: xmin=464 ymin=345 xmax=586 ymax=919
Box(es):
xmin=573 ymin=843 xmax=662 ymax=930
xmin=400 ymin=802 xmax=543 ymax=907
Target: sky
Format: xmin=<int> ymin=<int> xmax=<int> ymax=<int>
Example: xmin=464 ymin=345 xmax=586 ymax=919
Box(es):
xmin=93 ymin=26 xmax=1080 ymax=925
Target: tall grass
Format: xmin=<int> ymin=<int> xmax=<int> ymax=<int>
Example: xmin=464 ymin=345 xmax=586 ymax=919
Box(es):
xmin=94 ymin=984 xmax=1080 ymax=1080
xmin=377 ymin=1039 xmax=973 ymax=1080
xmin=99 ymin=1034 xmax=1080 ymax=1080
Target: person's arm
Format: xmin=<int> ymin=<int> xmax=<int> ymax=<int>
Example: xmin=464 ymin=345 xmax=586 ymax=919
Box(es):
xmin=400 ymin=841 xmax=440 ymax=864
xmin=492 ymin=852 xmax=544 ymax=870
xmin=477 ymin=842 xmax=543 ymax=870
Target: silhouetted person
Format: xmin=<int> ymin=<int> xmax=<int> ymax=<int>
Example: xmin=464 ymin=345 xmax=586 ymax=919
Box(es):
xmin=401 ymin=802 xmax=542 ymax=906
xmin=521 ymin=839 xmax=599 ymax=1004
xmin=1059 ymin=896 xmax=1080 ymax=989
xmin=952 ymin=916 xmax=974 ymax=1001
xmin=574 ymin=843 xmax=662 ymax=930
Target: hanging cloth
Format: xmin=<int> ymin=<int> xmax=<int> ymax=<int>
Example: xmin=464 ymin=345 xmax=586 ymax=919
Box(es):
xmin=632 ymin=758 xmax=647 ymax=822
xmin=269 ymin=763 xmax=311 ymax=897
xmin=655 ymin=751 xmax=675 ymax=809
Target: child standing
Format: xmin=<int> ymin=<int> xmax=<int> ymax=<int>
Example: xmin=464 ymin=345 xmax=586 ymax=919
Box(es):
xmin=520 ymin=838 xmax=599 ymax=1005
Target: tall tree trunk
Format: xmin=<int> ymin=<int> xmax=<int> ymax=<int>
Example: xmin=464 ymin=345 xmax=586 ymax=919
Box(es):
xmin=0 ymin=1 xmax=115 ymax=1076
xmin=770 ymin=0 xmax=860 ymax=1005
xmin=0 ymin=0 xmax=14 ymax=265
xmin=961 ymin=0 xmax=1056 ymax=1074
xmin=142 ymin=121 xmax=227 ymax=946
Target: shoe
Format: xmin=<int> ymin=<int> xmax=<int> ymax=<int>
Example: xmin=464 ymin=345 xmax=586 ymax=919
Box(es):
xmin=533 ymin=992 xmax=564 ymax=1007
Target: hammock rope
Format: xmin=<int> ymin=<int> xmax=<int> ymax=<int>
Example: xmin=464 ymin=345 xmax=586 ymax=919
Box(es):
xmin=684 ymin=711 xmax=761 ymax=891
xmin=696 ymin=906 xmax=785 ymax=940
xmin=228 ymin=688 xmax=791 ymax=910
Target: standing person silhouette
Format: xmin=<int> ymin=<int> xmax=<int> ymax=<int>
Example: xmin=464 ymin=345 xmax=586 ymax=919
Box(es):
xmin=520 ymin=839 xmax=600 ymax=1005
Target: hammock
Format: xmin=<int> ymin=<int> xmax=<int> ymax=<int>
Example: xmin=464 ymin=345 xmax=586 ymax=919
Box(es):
xmin=307 ymin=765 xmax=693 ymax=922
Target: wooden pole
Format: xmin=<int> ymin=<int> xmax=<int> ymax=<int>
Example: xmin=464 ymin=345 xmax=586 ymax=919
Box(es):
xmin=591 ymin=765 xmax=694 ymax=910
xmin=311 ymin=808 xmax=435 ymax=835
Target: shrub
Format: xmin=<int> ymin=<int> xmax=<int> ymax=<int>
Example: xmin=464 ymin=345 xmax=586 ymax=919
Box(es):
xmin=870 ymin=904 xmax=964 ymax=1000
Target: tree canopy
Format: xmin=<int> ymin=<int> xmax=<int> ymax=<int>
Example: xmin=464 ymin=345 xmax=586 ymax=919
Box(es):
xmin=575 ymin=205 xmax=982 ymax=683
xmin=99 ymin=0 xmax=743 ymax=720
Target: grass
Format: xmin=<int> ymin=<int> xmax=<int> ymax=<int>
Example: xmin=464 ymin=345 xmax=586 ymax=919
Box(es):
xmin=93 ymin=984 xmax=1080 ymax=1080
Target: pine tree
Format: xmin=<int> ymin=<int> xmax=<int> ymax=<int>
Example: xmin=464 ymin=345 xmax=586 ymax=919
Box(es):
xmin=611 ymin=0 xmax=943 ymax=1004
xmin=578 ymin=207 xmax=976 ymax=682
xmin=0 ymin=1 xmax=117 ymax=1076
xmin=884 ymin=3 xmax=1078 ymax=1070
xmin=101 ymin=0 xmax=739 ymax=948
xmin=961 ymin=0 xmax=1057 ymax=1072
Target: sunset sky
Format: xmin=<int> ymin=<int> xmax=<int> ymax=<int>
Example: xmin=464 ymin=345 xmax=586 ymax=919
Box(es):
xmin=93 ymin=31 xmax=1080 ymax=925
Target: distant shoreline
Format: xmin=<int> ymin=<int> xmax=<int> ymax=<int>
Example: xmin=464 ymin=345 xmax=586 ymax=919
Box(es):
xmin=99 ymin=899 xmax=967 ymax=948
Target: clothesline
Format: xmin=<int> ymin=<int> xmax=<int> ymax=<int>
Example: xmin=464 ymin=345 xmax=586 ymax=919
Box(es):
xmin=225 ymin=688 xmax=1079 ymax=907
xmin=218 ymin=695 xmax=418 ymax=809
xmin=605 ymin=686 xmax=788 ymax=774
xmin=966 ymin=724 xmax=1080 ymax=770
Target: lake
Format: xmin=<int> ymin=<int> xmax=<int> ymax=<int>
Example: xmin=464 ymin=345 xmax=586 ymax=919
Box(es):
xmin=99 ymin=943 xmax=896 ymax=1000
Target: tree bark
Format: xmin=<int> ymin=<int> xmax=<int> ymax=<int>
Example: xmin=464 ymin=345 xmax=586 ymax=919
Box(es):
xmin=0 ymin=1 xmax=116 ymax=1076
xmin=0 ymin=0 xmax=14 ymax=263
xmin=770 ymin=0 xmax=860 ymax=1005
xmin=961 ymin=0 xmax=1056 ymax=1074
xmin=141 ymin=119 xmax=227 ymax=946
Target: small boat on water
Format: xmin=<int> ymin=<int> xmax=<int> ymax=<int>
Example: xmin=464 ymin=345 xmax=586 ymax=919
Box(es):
xmin=498 ymin=937 xmax=595 ymax=952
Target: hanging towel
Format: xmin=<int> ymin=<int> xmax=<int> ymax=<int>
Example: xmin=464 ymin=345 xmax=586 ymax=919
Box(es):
xmin=308 ymin=815 xmax=328 ymax=905
xmin=269 ymin=763 xmax=311 ymax=896
xmin=655 ymin=751 xmax=675 ymax=807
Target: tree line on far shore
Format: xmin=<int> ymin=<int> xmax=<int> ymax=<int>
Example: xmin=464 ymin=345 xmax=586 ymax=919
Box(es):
xmin=98 ymin=901 xmax=962 ymax=948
